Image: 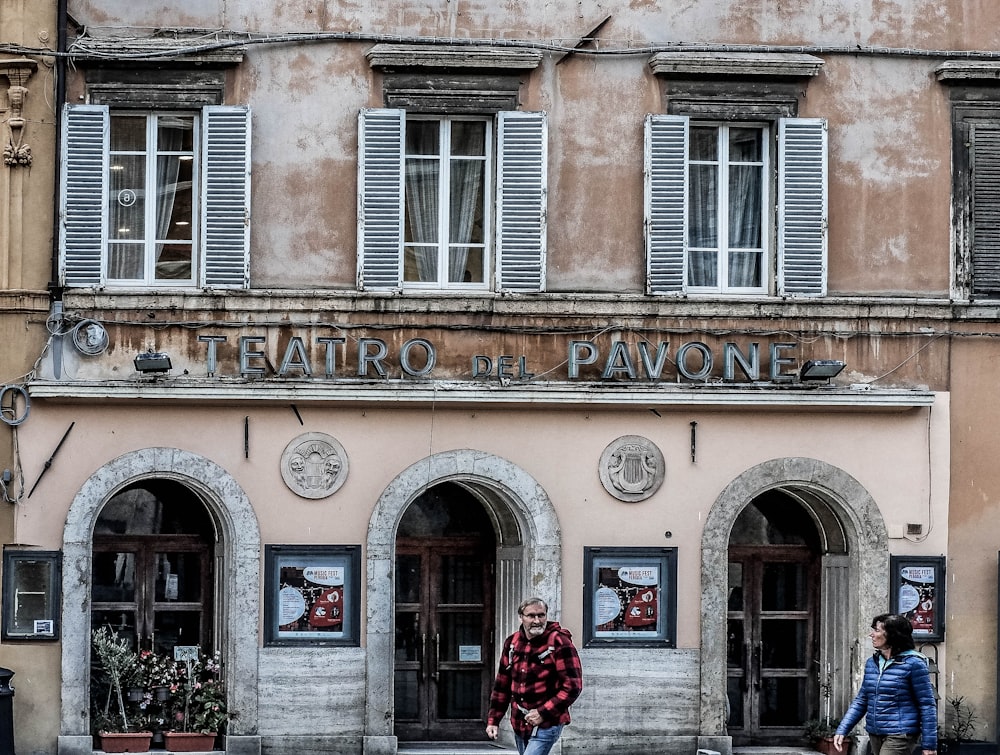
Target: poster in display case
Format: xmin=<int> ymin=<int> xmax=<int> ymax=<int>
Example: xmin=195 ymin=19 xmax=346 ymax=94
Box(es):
xmin=583 ymin=547 xmax=677 ymax=647
xmin=264 ymin=545 xmax=361 ymax=645
xmin=890 ymin=555 xmax=945 ymax=642
xmin=2 ymin=550 xmax=61 ymax=641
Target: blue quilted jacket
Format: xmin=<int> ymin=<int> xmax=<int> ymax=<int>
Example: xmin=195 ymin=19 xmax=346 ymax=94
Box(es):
xmin=836 ymin=650 xmax=937 ymax=750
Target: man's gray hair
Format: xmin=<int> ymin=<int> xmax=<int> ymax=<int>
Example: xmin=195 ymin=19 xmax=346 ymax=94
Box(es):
xmin=518 ymin=597 xmax=548 ymax=615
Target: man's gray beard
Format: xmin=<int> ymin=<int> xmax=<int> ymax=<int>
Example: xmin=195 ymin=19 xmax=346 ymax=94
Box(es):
xmin=527 ymin=626 xmax=544 ymax=636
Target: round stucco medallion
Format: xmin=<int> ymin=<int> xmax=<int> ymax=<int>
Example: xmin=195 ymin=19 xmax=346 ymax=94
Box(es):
xmin=280 ymin=432 xmax=349 ymax=499
xmin=598 ymin=435 xmax=665 ymax=502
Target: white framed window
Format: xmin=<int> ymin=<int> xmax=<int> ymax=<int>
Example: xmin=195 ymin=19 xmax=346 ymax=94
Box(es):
xmin=358 ymin=108 xmax=547 ymax=292
xmin=686 ymin=123 xmax=768 ymax=294
xmin=403 ymin=116 xmax=492 ymax=289
xmin=60 ymin=104 xmax=251 ymax=289
xmin=107 ymin=112 xmax=198 ymax=284
xmin=645 ymin=114 xmax=827 ymax=297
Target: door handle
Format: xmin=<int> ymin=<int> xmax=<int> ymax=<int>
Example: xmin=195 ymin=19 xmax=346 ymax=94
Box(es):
xmin=420 ymin=633 xmax=426 ymax=682
xmin=753 ymin=641 xmax=762 ymax=690
xmin=432 ymin=633 xmax=440 ymax=681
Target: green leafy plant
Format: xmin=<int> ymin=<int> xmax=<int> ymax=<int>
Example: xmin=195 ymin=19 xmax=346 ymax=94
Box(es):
xmin=803 ymin=718 xmax=838 ymax=743
xmin=170 ymin=650 xmax=228 ymax=734
xmin=91 ymin=627 xmax=145 ymax=733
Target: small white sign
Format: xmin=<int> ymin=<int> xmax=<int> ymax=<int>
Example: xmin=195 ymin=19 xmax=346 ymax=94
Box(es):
xmin=174 ymin=645 xmax=200 ymax=661
xmin=165 ymin=574 xmax=179 ymax=601
xmin=33 ymin=619 xmax=54 ymax=635
xmin=459 ymin=645 xmax=482 ymax=662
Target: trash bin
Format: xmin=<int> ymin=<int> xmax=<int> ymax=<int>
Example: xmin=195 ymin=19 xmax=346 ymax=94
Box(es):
xmin=0 ymin=667 xmax=14 ymax=755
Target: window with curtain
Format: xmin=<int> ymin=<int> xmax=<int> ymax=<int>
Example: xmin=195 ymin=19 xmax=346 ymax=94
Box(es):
xmin=687 ymin=123 xmax=767 ymax=293
xmin=403 ymin=116 xmax=490 ymax=288
xmin=107 ymin=112 xmax=196 ymax=284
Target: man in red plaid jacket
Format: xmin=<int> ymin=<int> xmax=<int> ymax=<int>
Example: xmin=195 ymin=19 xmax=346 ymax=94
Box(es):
xmin=486 ymin=597 xmax=583 ymax=755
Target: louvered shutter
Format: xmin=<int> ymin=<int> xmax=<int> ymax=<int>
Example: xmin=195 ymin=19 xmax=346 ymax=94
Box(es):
xmin=60 ymin=105 xmax=108 ymax=287
xmin=496 ymin=111 xmax=547 ymax=292
xmin=778 ymin=118 xmax=828 ymax=296
xmin=201 ymin=106 xmax=251 ymax=288
xmin=971 ymin=124 xmax=1000 ymax=298
xmin=358 ymin=108 xmax=405 ymax=289
xmin=646 ymin=114 xmax=688 ymax=294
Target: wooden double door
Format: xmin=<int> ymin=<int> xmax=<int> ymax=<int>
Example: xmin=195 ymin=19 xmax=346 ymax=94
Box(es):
xmin=394 ymin=536 xmax=495 ymax=740
xmin=727 ymin=545 xmax=819 ymax=744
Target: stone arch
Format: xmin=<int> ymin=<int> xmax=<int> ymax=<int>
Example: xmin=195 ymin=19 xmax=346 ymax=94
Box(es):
xmin=364 ymin=449 xmax=560 ymax=751
xmin=58 ymin=448 xmax=261 ymax=753
xmin=699 ymin=457 xmax=888 ymax=739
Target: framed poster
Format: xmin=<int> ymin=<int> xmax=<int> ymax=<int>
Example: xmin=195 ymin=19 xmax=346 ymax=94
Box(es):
xmin=583 ymin=547 xmax=677 ymax=647
xmin=2 ymin=549 xmax=61 ymax=641
xmin=890 ymin=555 xmax=945 ymax=642
xmin=264 ymin=545 xmax=361 ymax=646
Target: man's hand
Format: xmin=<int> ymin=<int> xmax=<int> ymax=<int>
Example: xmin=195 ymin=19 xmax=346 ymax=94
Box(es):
xmin=486 ymin=725 xmax=499 ymax=740
xmin=524 ymin=709 xmax=543 ymax=727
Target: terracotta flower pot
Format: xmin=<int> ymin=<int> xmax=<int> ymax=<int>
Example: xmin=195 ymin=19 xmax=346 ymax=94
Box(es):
xmin=163 ymin=730 xmax=218 ymax=752
xmin=98 ymin=731 xmax=153 ymax=753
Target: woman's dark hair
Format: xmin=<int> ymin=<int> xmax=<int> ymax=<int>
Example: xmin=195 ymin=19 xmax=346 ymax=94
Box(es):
xmin=872 ymin=613 xmax=916 ymax=654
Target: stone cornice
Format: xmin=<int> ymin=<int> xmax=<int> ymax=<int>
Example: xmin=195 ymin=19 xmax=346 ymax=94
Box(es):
xmin=935 ymin=60 xmax=1000 ymax=83
xmin=648 ymin=51 xmax=824 ymax=78
xmin=366 ymin=43 xmax=543 ymax=70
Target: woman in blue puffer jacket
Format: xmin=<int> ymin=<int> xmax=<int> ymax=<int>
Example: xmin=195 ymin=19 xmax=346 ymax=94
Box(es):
xmin=834 ymin=614 xmax=937 ymax=755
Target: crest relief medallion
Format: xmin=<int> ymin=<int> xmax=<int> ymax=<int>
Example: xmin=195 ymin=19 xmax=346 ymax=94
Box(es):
xmin=598 ymin=435 xmax=665 ymax=502
xmin=280 ymin=432 xmax=349 ymax=500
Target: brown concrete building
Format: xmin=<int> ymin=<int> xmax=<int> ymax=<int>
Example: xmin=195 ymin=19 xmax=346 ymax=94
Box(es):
xmin=3 ymin=2 xmax=1000 ymax=754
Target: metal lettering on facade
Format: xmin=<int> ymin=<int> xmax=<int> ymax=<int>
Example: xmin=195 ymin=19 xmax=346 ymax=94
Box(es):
xmin=197 ymin=334 xmax=807 ymax=383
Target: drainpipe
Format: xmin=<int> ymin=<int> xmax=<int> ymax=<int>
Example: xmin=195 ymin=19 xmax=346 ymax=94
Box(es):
xmin=49 ymin=0 xmax=67 ymax=307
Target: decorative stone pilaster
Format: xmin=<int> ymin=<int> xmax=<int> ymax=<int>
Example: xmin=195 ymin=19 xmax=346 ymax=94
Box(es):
xmin=0 ymin=58 xmax=37 ymax=167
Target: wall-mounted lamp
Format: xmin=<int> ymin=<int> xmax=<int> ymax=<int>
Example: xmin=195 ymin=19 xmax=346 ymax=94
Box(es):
xmin=134 ymin=351 xmax=172 ymax=374
xmin=800 ymin=359 xmax=846 ymax=381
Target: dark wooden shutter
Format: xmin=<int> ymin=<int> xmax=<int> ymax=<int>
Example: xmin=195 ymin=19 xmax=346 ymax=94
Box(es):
xmin=971 ymin=124 xmax=1000 ymax=297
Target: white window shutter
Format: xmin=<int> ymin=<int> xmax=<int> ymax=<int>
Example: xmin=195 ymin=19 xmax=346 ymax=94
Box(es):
xmin=645 ymin=114 xmax=688 ymax=294
xmin=496 ymin=111 xmax=547 ymax=292
xmin=201 ymin=105 xmax=251 ymax=289
xmin=358 ymin=108 xmax=405 ymax=290
xmin=971 ymin=125 xmax=1000 ymax=297
xmin=778 ymin=118 xmax=828 ymax=297
xmin=60 ymin=104 xmax=108 ymax=287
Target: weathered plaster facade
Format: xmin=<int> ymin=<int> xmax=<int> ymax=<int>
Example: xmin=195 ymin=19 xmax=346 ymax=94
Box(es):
xmin=2 ymin=1 xmax=1000 ymax=754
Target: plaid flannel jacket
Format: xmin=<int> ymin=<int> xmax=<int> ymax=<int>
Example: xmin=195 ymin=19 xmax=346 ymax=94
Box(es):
xmin=487 ymin=621 xmax=583 ymax=740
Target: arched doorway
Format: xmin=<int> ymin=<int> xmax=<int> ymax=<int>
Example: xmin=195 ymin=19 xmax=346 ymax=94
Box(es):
xmin=393 ymin=482 xmax=498 ymax=740
xmin=59 ymin=448 xmax=261 ymax=755
xmin=699 ymin=458 xmax=889 ymax=752
xmin=364 ymin=450 xmax=560 ymax=755
xmin=726 ymin=489 xmax=822 ymax=744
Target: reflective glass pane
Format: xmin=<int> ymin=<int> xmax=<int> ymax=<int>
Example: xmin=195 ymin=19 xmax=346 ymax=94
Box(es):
xmin=11 ymin=561 xmax=53 ymax=633
xmin=439 ymin=555 xmax=483 ymax=604
xmin=729 ymin=128 xmax=762 ymax=162
xmin=394 ymin=669 xmax=419 ymax=719
xmin=440 ymin=613 xmax=482 ymax=661
xmin=728 ymin=251 xmax=761 ymax=287
xmin=758 ymin=676 xmax=806 ymax=726
xmin=437 ymin=670 xmax=480 ymax=718
xmin=728 ymin=562 xmax=744 ymax=610
xmin=157 ymin=115 xmax=194 ymax=152
xmin=154 ymin=552 xmax=202 ymax=602
xmin=110 ymin=116 xmax=146 ymax=151
xmin=406 ymin=120 xmax=440 ymax=155
xmin=449 ymin=160 xmax=485 ymax=245
xmin=690 ymin=127 xmax=718 ymax=161
xmin=688 ymin=250 xmax=717 ymax=287
xmin=762 ymin=563 xmax=807 ymax=611
xmin=726 ymin=676 xmax=744 ymax=727
xmin=448 ymin=247 xmax=484 ymax=284
xmin=155 ymin=244 xmax=193 ymax=280
xmin=727 ymin=619 xmax=744 ymax=667
xmin=729 ymin=165 xmax=762 ymax=248
xmin=395 ymin=612 xmax=420 ymax=662
xmin=92 ymin=610 xmax=138 ymax=649
xmin=92 ymin=552 xmax=137 ymax=602
xmin=451 ymin=121 xmax=486 ymax=156
xmin=688 ymin=165 xmax=718 ymax=247
xmin=152 ymin=610 xmax=201 ymax=655
xmin=761 ymin=618 xmax=807 ymax=669
xmin=109 ymin=154 xmax=146 ymax=241
xmin=404 ymin=161 xmax=439 ymax=244
xmin=156 ymin=155 xmax=193 ymax=240
xmin=107 ymin=244 xmax=144 ymax=280
xmin=395 ymin=554 xmax=422 ymax=604
xmin=404 ymin=246 xmax=437 ymax=282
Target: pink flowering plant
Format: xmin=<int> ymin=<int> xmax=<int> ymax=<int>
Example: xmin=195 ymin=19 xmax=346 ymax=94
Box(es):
xmin=170 ymin=650 xmax=228 ymax=734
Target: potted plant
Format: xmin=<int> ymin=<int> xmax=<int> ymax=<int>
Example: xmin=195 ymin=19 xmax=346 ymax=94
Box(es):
xmin=163 ymin=649 xmax=228 ymax=752
xmin=90 ymin=627 xmax=153 ymax=753
xmin=804 ymin=718 xmax=839 ymax=755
